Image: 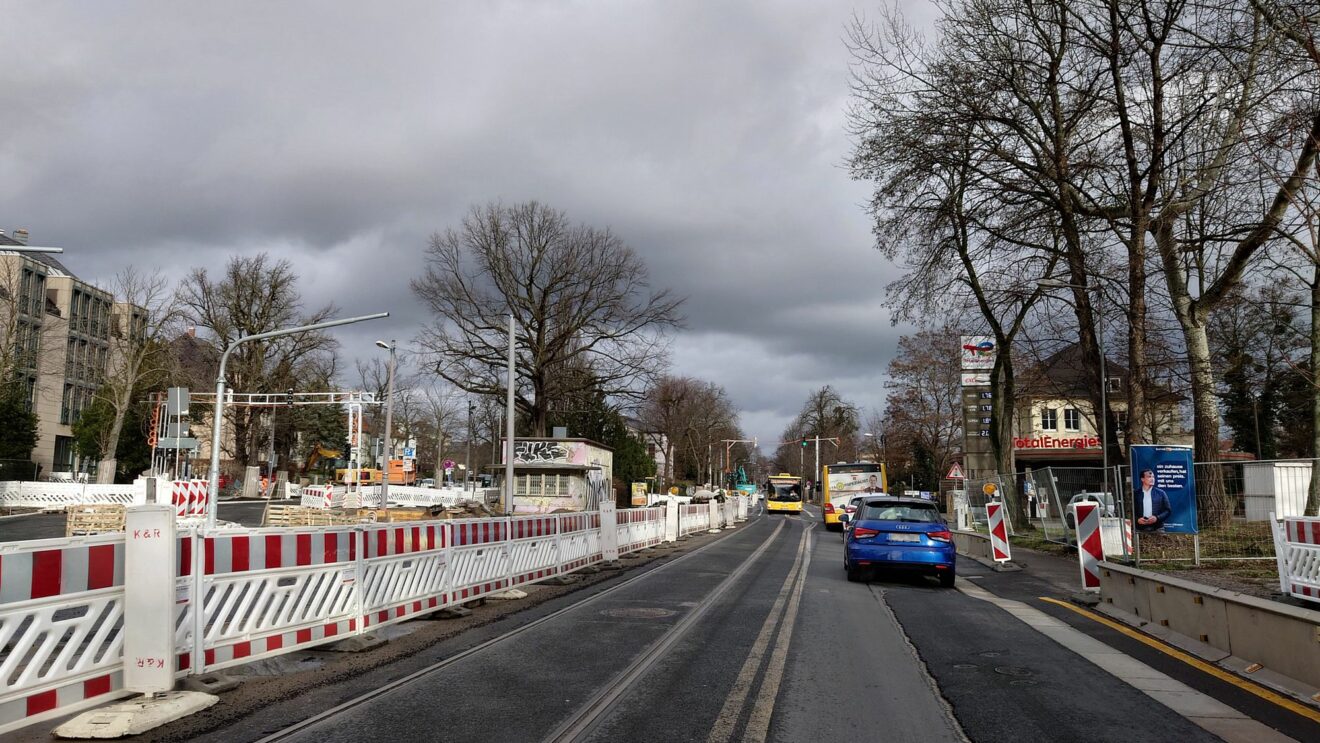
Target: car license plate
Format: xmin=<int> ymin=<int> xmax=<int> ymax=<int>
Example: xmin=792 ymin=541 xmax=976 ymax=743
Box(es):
xmin=889 ymin=533 xmax=920 ymax=542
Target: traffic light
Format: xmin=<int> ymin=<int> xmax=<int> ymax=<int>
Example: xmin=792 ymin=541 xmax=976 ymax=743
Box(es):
xmin=800 ymin=437 xmax=808 ymax=447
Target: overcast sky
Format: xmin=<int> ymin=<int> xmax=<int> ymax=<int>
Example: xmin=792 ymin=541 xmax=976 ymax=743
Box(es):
xmin=1 ymin=0 xmax=938 ymax=448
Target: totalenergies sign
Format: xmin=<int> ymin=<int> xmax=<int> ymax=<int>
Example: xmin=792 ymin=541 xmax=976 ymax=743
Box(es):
xmin=961 ymin=335 xmax=996 ymax=370
xmin=1014 ymin=435 xmax=1100 ymax=450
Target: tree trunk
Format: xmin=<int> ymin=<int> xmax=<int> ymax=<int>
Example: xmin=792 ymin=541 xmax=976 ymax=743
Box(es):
xmin=1184 ymin=319 xmax=1232 ymax=527
xmin=1126 ymin=226 xmax=1148 ymax=454
xmin=1307 ymin=265 xmax=1320 ymax=516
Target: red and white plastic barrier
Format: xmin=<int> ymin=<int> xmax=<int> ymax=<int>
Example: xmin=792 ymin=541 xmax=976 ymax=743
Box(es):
xmin=1072 ymin=501 xmax=1103 ymax=591
xmin=0 ymin=533 xmax=132 ymax=735
xmin=986 ymin=501 xmax=1011 ymax=563
xmin=1272 ymin=515 xmax=1320 ymax=603
xmin=171 ymin=479 xmax=208 ymax=518
xmin=0 ymin=502 xmax=680 ymax=734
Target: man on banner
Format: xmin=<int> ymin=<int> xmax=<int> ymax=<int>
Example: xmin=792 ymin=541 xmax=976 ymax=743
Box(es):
xmin=1129 ymin=444 xmax=1197 ymax=534
xmin=1134 ymin=468 xmax=1171 ymax=532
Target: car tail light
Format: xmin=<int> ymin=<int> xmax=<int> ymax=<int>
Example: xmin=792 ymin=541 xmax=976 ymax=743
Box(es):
xmin=824 ymin=503 xmax=835 ymax=514
xmin=853 ymin=527 xmax=880 ymax=539
xmin=927 ymin=529 xmax=952 ymax=542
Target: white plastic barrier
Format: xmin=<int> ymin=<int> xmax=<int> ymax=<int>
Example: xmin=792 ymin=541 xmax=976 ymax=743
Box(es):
xmin=379 ymin=485 xmax=469 ymax=509
xmin=679 ymin=503 xmax=708 ymax=537
xmin=0 ymin=480 xmax=148 ymax=511
xmin=1271 ymin=514 xmax=1320 ymax=604
xmin=0 ymin=532 xmax=134 ymax=734
xmin=300 ymin=485 xmax=346 ymax=509
xmin=0 ymin=502 xmax=681 ymax=734
xmin=616 ymin=506 xmax=666 ymax=554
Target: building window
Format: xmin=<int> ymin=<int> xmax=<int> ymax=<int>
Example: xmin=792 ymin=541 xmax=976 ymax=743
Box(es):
xmin=1064 ymin=408 xmax=1080 ymax=431
xmin=1107 ymin=376 xmax=1122 ymax=393
xmin=1040 ymin=408 xmax=1057 ymax=431
xmin=1115 ymin=411 xmax=1129 ymax=433
xmin=61 ymin=383 xmax=74 ymax=424
xmin=54 ymin=436 xmax=76 ymax=469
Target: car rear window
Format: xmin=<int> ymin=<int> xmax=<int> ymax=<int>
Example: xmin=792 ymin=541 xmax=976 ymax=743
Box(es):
xmin=858 ymin=502 xmax=939 ymax=522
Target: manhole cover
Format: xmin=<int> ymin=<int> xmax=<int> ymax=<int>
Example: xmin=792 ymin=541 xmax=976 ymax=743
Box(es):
xmin=602 ymin=607 xmax=676 ymax=619
xmin=953 ymin=663 xmax=978 ymax=670
xmin=994 ymin=666 xmax=1034 ymax=677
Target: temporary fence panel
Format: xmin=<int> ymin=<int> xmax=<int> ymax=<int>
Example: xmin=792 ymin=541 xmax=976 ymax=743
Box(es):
xmin=359 ymin=523 xmax=449 ymax=631
xmin=558 ymin=512 xmax=603 ymax=573
xmin=1 ymin=481 xmax=148 ymax=511
xmin=617 ymin=507 xmax=664 ymax=554
xmin=1271 ymin=515 xmax=1320 ymax=604
xmin=0 ymin=533 xmax=132 ymax=735
xmin=1243 ymin=462 xmax=1313 ymax=520
xmin=196 ymin=527 xmax=361 ymax=673
xmin=507 ymin=515 xmax=561 ymax=587
xmin=448 ymin=518 xmax=513 ymax=603
xmin=1099 ymin=517 xmax=1133 ymax=559
xmin=679 ymin=504 xmax=707 ymax=537
xmin=1127 ymin=461 xmax=1281 ymax=563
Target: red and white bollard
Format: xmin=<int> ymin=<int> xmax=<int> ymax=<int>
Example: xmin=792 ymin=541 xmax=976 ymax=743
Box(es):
xmin=986 ymin=501 xmax=1011 ymax=563
xmin=1072 ymin=501 xmax=1103 ymax=591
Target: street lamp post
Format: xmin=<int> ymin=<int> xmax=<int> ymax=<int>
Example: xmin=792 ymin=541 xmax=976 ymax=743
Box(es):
xmin=466 ymin=399 xmax=475 ymax=494
xmin=375 ymin=340 xmax=397 ymax=508
xmin=1038 ymin=279 xmax=1111 ymax=488
xmin=207 ymin=312 xmax=389 ymax=528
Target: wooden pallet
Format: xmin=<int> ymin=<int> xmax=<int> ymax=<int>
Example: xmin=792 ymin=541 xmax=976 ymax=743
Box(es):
xmin=66 ymin=504 xmax=126 ymax=536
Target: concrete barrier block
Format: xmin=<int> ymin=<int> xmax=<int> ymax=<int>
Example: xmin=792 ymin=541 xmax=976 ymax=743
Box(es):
xmin=1148 ymin=582 xmax=1231 ymax=652
xmin=1224 ymin=600 xmax=1320 ymax=689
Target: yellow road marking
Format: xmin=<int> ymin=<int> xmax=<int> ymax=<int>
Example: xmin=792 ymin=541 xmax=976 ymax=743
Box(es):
xmin=1038 ymin=597 xmax=1320 ymax=724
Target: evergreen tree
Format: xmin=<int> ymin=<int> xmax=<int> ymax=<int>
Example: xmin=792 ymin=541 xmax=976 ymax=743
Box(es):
xmin=0 ymin=380 xmax=37 ymax=461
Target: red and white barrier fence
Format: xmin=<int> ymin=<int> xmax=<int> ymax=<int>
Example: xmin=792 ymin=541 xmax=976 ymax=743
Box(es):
xmin=1271 ymin=514 xmax=1320 ymax=604
xmin=171 ymin=479 xmax=208 ymax=518
xmin=0 ymin=533 xmax=132 ymax=734
xmin=0 ymin=496 xmax=740 ymax=734
xmin=1071 ymin=502 xmax=1103 ymax=591
xmin=986 ymin=501 xmax=1011 ymax=563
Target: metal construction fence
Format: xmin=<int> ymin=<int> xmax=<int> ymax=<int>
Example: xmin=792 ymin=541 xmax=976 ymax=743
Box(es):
xmin=0 ymin=496 xmax=750 ymax=735
xmin=1028 ymin=458 xmax=1320 ymax=563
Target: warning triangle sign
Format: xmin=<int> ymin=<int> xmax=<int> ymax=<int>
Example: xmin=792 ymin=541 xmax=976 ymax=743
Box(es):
xmin=945 ymin=463 xmax=966 ymax=480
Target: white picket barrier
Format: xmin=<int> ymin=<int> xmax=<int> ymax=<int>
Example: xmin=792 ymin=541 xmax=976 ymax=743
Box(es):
xmin=0 ymin=480 xmax=148 ymax=511
xmin=1271 ymin=514 xmax=1320 ymax=604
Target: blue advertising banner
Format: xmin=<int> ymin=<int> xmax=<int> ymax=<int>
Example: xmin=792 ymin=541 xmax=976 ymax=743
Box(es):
xmin=1129 ymin=444 xmax=1197 ymax=534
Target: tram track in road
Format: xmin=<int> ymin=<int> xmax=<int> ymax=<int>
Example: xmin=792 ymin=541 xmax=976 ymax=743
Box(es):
xmin=256 ymin=510 xmax=781 ymax=743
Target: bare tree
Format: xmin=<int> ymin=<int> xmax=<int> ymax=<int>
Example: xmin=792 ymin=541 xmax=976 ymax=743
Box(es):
xmin=177 ymin=253 xmax=339 ymax=468
xmin=412 ymin=201 xmax=684 ymax=436
xmin=92 ymin=268 xmax=182 ymax=482
xmin=883 ymin=328 xmax=964 ymax=490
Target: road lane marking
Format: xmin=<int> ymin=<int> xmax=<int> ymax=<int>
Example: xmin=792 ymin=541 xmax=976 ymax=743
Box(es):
xmin=742 ymin=523 xmax=813 ymax=743
xmin=707 ymin=524 xmax=810 ymax=743
xmin=543 ymin=519 xmax=789 ymax=743
xmin=1039 ymin=597 xmax=1320 ymax=725
xmin=955 ymin=580 xmax=1299 ymax=743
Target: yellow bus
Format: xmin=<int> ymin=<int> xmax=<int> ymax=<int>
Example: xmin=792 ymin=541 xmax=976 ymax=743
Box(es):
xmin=766 ymin=473 xmax=804 ymax=514
xmin=822 ymin=462 xmax=887 ymax=531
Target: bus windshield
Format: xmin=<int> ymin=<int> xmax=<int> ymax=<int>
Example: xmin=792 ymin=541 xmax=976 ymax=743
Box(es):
xmin=770 ymin=484 xmax=802 ymax=502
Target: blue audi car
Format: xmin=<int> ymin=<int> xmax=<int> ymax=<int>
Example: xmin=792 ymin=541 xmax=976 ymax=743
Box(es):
xmin=840 ymin=497 xmax=956 ymax=587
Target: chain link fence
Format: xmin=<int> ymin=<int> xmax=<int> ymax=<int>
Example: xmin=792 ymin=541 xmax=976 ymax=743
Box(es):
xmin=1028 ymin=459 xmax=1319 ymax=563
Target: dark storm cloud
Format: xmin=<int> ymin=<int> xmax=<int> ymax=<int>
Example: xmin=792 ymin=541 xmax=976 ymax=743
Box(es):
xmin=0 ymin=0 xmax=935 ymax=445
